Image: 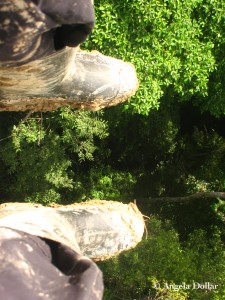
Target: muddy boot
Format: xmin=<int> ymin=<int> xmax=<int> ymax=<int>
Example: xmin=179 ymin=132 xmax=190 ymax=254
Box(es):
xmin=0 ymin=200 xmax=144 ymax=260
xmin=0 ymin=47 xmax=139 ymax=112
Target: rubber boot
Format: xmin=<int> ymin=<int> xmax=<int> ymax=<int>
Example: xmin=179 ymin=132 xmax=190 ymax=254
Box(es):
xmin=0 ymin=200 xmax=144 ymax=260
xmin=0 ymin=47 xmax=138 ymax=111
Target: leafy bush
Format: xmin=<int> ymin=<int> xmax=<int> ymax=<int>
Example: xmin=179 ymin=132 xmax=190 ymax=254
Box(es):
xmin=83 ymin=0 xmax=225 ymax=115
xmin=98 ymin=217 xmax=225 ymax=300
xmin=87 ymin=165 xmax=136 ymax=200
xmin=0 ymin=108 xmax=108 ymax=204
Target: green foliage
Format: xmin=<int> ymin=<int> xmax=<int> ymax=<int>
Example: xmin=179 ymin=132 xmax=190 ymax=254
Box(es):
xmin=211 ymin=199 xmax=225 ymax=224
xmin=103 ymin=103 xmax=179 ymax=173
xmin=86 ymin=165 xmax=136 ymax=200
xmin=189 ymin=0 xmax=225 ymax=116
xmin=0 ymin=108 xmax=108 ymax=204
xmin=102 ymin=103 xmax=225 ymax=200
xmin=58 ymin=165 xmax=137 ymax=201
xmin=176 ymin=127 xmax=225 ymax=193
xmin=55 ymin=108 xmax=108 ymax=161
xmin=1 ymin=125 xmax=73 ymax=204
xmin=98 ymin=217 xmax=225 ymax=300
xmin=25 ymin=189 xmax=61 ymax=205
xmin=83 ymin=0 xmax=225 ymax=114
